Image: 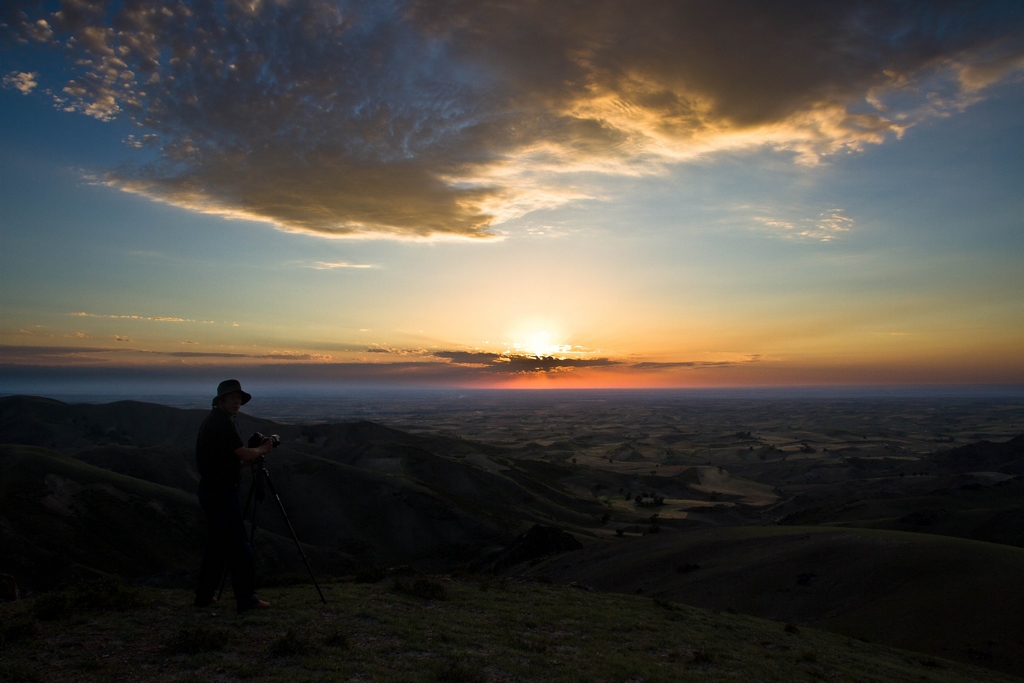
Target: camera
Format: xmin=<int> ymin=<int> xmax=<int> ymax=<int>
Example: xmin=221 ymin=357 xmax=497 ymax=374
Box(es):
xmin=248 ymin=432 xmax=281 ymax=449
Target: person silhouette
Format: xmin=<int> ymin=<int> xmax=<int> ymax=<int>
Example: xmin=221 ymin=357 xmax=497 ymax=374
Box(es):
xmin=193 ymin=379 xmax=274 ymax=612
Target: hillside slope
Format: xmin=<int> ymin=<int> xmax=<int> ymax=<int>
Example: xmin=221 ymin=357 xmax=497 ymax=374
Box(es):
xmin=1 ymin=577 xmax=1020 ymax=683
xmin=0 ymin=444 xmax=351 ymax=590
xmin=524 ymin=525 xmax=1024 ymax=677
xmin=0 ymin=396 xmax=609 ymax=584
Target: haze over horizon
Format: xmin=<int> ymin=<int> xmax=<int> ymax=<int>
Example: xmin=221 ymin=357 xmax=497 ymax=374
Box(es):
xmin=2 ymin=1 xmax=1023 ymax=391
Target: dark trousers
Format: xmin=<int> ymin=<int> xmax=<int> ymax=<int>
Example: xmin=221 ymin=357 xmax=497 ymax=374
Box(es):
xmin=195 ymin=487 xmax=256 ymax=609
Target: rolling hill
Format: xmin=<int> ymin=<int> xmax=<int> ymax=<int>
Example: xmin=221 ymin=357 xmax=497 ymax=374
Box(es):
xmin=523 ymin=525 xmax=1024 ymax=677
xmin=0 ymin=395 xmax=609 ymax=589
xmin=4 ymin=394 xmax=1023 ymax=678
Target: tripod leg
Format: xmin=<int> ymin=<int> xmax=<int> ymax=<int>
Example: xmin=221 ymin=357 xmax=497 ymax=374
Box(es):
xmin=259 ymin=468 xmax=327 ymax=604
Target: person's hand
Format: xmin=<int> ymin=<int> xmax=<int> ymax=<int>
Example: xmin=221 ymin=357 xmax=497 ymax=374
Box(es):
xmin=260 ymin=437 xmax=274 ymax=455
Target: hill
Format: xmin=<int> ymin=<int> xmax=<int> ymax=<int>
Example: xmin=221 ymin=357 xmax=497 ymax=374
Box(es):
xmin=0 ymin=395 xmax=212 ymax=451
xmin=0 ymin=444 xmax=352 ymax=589
xmin=736 ymin=432 xmax=1024 ymax=551
xmin=0 ymin=396 xmax=609 ymax=587
xmin=522 ymin=525 xmax=1024 ymax=677
xmin=4 ymin=394 xmax=1023 ymax=678
xmin=1 ymin=576 xmax=1019 ymax=683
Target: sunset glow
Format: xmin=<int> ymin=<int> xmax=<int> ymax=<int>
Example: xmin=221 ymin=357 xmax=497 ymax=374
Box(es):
xmin=1 ymin=1 xmax=1023 ymax=393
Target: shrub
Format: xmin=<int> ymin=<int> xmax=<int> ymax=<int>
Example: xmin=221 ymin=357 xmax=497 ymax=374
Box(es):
xmin=0 ymin=662 xmax=42 ymax=683
xmin=72 ymin=653 xmax=103 ymax=672
xmin=477 ymin=576 xmax=506 ymax=592
xmin=796 ymin=573 xmax=816 ymax=587
xmin=268 ymin=629 xmax=316 ymax=657
xmin=323 ymin=629 xmax=349 ymax=649
xmin=74 ymin=576 xmax=143 ymax=611
xmin=393 ymin=576 xmax=447 ymax=600
xmin=435 ymin=656 xmax=486 ymax=683
xmin=653 ymin=597 xmax=681 ymax=612
xmin=354 ymin=566 xmax=386 ymax=583
xmin=32 ymin=576 xmax=143 ymax=620
xmin=692 ymin=645 xmax=715 ymax=664
xmin=510 ymin=633 xmax=550 ymax=653
xmin=0 ymin=613 xmax=40 ymax=646
xmin=32 ymin=592 xmax=74 ymax=620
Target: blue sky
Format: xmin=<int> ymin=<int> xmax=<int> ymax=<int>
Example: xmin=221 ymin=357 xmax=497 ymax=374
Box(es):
xmin=1 ymin=1 xmax=1023 ymax=392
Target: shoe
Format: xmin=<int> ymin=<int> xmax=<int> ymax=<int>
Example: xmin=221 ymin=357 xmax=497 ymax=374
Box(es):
xmin=194 ymin=596 xmax=218 ymax=607
xmin=238 ymin=598 xmax=271 ymax=612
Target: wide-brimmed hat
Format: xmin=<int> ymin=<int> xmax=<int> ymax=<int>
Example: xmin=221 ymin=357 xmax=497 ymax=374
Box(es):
xmin=213 ymin=379 xmax=252 ymax=406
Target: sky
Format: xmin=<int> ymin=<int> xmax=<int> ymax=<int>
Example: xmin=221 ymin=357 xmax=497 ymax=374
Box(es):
xmin=1 ymin=0 xmax=1023 ymax=393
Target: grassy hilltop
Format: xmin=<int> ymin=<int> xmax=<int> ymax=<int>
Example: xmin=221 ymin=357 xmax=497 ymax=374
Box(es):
xmin=2 ymin=575 xmax=1020 ymax=683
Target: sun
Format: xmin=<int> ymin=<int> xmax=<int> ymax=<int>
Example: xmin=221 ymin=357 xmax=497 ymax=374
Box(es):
xmin=511 ymin=331 xmax=571 ymax=358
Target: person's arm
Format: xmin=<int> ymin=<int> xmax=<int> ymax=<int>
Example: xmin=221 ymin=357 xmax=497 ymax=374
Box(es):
xmin=234 ymin=438 xmax=274 ymax=464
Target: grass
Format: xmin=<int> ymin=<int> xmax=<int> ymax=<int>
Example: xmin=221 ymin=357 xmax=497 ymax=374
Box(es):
xmin=525 ymin=523 xmax=1024 ymax=677
xmin=31 ymin=575 xmax=144 ymax=620
xmin=1 ymin=576 xmax=1019 ymax=683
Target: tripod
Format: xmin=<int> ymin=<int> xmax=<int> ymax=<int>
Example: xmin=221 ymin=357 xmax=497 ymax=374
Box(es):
xmin=219 ymin=455 xmax=326 ymax=604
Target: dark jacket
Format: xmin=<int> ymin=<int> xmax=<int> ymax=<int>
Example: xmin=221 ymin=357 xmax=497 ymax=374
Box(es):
xmin=196 ymin=407 xmax=244 ymax=490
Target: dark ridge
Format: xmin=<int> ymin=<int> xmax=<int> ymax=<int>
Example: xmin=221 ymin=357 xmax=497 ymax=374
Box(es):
xmin=937 ymin=434 xmax=1024 ymax=474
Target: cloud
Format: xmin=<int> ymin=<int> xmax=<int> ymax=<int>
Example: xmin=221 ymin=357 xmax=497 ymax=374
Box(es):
xmin=432 ymin=350 xmax=502 ymax=365
xmin=632 ymin=361 xmax=739 ymax=370
xmin=0 ymin=345 xmax=120 ymax=365
xmin=0 ymin=346 xmax=616 ymax=383
xmin=309 ymin=261 xmax=377 ymax=270
xmin=12 ymin=328 xmax=90 ymax=339
xmin=753 ymin=209 xmax=854 ymax=242
xmin=432 ymin=349 xmax=620 ymax=373
xmin=7 ymin=1 xmax=1024 ymax=238
xmin=368 ymin=347 xmax=619 ymax=373
xmin=0 ymin=345 xmax=330 ymax=364
xmin=2 ymin=341 xmax=616 ymax=375
xmin=2 ymin=345 xmax=111 ymax=356
xmin=70 ymin=311 xmax=214 ymax=323
xmin=632 ymin=355 xmax=763 ymax=370
xmin=2 ymin=71 xmax=38 ymax=94
xmin=366 ymin=345 xmax=427 ymax=356
xmin=157 ymin=350 xmax=333 ymax=361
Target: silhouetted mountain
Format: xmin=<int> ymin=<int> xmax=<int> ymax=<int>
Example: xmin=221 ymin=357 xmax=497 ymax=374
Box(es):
xmin=0 ymin=396 xmax=607 ymax=589
xmin=937 ymin=434 xmax=1024 ymax=474
xmin=0 ymin=443 xmax=354 ymax=592
xmin=0 ymin=395 xmax=208 ymax=450
xmin=1 ymin=443 xmax=204 ymax=589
